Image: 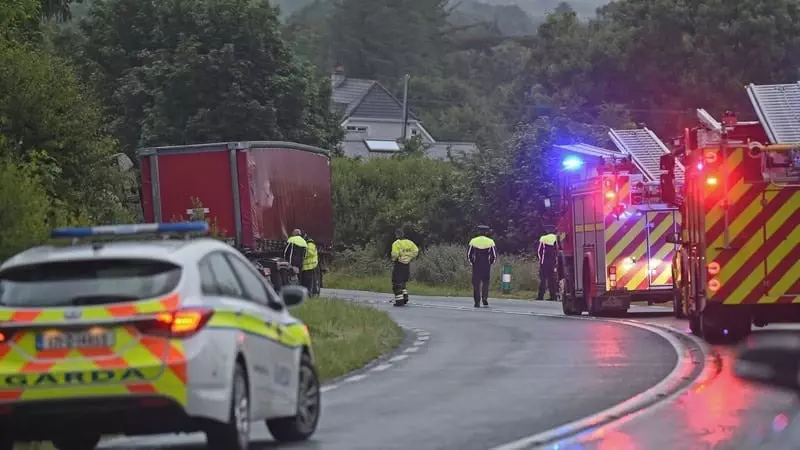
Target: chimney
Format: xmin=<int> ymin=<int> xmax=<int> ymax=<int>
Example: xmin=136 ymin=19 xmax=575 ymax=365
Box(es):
xmin=332 ymin=65 xmax=345 ymax=88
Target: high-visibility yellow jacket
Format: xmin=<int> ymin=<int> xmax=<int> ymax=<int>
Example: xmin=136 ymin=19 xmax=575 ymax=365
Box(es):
xmin=303 ymin=241 xmax=319 ymax=271
xmin=391 ymin=239 xmax=419 ymax=264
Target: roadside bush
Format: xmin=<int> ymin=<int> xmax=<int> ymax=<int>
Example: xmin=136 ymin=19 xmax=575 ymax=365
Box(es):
xmin=0 ymin=158 xmax=51 ymax=261
xmin=331 ymin=243 xmax=539 ymax=292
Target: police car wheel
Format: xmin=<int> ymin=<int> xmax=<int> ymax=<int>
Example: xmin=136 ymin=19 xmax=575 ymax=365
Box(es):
xmin=206 ymin=362 xmax=250 ymax=450
xmin=52 ymin=434 xmax=101 ymax=450
xmin=267 ymin=354 xmax=320 ymax=442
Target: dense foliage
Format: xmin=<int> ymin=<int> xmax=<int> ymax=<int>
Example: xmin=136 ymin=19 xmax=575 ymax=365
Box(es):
xmin=4 ymin=0 xmax=799 ymax=261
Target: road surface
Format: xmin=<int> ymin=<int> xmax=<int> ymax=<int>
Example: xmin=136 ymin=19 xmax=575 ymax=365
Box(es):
xmin=101 ymin=290 xmax=683 ymax=450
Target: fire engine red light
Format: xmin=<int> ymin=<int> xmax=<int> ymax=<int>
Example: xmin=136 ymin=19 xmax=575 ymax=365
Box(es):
xmin=696 ymin=163 xmax=703 ymax=171
xmin=605 ymin=191 xmax=616 ymax=199
xmin=708 ymin=279 xmax=721 ymax=292
xmin=706 ymin=177 xmax=718 ymax=186
xmin=704 ymin=151 xmax=717 ymax=164
xmin=707 ymin=262 xmax=721 ymax=275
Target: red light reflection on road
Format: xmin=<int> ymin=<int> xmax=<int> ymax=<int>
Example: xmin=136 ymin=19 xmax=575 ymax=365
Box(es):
xmin=589 ymin=324 xmax=624 ymax=364
xmin=594 ymin=429 xmax=636 ymax=450
xmin=674 ymin=347 xmax=754 ymax=445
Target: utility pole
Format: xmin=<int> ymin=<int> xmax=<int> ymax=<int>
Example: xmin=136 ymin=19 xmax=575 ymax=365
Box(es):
xmin=401 ymin=74 xmax=410 ymax=141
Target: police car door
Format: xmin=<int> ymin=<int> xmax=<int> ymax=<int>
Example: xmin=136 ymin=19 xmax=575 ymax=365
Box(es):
xmin=223 ymin=253 xmax=295 ymax=417
xmin=200 ymin=252 xmax=276 ymax=419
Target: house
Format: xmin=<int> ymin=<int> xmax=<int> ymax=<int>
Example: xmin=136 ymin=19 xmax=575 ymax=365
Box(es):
xmin=331 ymin=70 xmax=478 ymax=159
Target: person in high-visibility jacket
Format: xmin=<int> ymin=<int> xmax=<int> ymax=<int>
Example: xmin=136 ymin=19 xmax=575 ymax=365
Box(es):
xmin=284 ymin=229 xmax=307 ymax=284
xmin=537 ymin=228 xmax=559 ymax=301
xmin=468 ymin=225 xmax=497 ymax=308
xmin=301 ymin=234 xmax=319 ymax=296
xmin=390 ymin=229 xmax=419 ymax=306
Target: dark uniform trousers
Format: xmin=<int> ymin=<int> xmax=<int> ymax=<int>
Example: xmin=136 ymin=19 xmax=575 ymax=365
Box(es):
xmin=472 ymin=267 xmax=490 ymax=305
xmin=392 ymin=262 xmax=410 ymax=300
xmin=537 ymin=262 xmax=557 ymax=301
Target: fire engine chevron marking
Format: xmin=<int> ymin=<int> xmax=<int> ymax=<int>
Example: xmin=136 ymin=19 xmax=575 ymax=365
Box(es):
xmin=711 ymin=195 xmax=798 ymax=304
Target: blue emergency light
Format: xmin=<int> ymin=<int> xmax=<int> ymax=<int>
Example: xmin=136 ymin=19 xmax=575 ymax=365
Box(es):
xmin=51 ymin=221 xmax=210 ymax=239
xmin=562 ymin=156 xmax=584 ymax=171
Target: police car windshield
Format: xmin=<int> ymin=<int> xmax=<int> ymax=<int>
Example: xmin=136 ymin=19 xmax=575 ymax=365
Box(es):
xmin=0 ymin=259 xmax=181 ymax=307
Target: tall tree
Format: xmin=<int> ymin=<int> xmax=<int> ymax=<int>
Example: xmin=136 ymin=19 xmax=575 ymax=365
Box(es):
xmin=74 ymin=0 xmax=342 ymax=156
xmin=328 ymin=0 xmax=450 ymax=81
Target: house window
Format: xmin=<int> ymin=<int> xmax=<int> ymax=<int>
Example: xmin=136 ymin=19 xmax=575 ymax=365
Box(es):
xmin=346 ymin=125 xmax=368 ymax=133
xmin=411 ymin=129 xmax=418 ymax=136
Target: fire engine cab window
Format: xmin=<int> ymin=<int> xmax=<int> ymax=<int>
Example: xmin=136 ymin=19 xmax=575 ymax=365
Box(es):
xmin=203 ymin=253 xmax=244 ymax=298
xmin=0 ymin=259 xmax=181 ymax=307
xmin=224 ymin=254 xmax=269 ymax=305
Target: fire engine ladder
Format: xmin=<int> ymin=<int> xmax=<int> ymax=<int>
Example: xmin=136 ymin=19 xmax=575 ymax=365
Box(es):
xmin=608 ymin=128 xmax=685 ymax=185
xmin=746 ymin=82 xmax=800 ymax=145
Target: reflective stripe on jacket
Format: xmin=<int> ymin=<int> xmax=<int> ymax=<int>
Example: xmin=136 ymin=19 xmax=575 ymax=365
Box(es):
xmin=468 ymin=235 xmax=497 ymax=270
xmin=391 ymin=239 xmax=419 ymax=264
xmin=303 ymin=241 xmax=319 ymax=271
xmin=284 ymin=235 xmax=308 ymax=268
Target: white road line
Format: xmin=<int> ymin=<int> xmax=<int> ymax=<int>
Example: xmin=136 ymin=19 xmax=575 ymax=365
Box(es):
xmin=344 ymin=374 xmax=368 ymax=383
xmin=416 ymin=337 xmax=430 ymax=342
xmin=404 ymin=346 xmax=419 ymax=353
xmin=413 ymin=340 xmax=426 ymax=346
xmin=371 ymin=363 xmax=393 ymax=372
xmin=321 ymin=385 xmax=338 ymax=393
xmin=389 ymin=354 xmax=409 ymax=363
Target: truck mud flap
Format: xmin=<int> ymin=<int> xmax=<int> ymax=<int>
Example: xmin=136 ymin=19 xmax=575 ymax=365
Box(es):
xmin=599 ymin=293 xmax=631 ymax=311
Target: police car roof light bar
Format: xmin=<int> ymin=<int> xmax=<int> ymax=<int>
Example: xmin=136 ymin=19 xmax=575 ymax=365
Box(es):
xmin=51 ymin=221 xmax=210 ymax=239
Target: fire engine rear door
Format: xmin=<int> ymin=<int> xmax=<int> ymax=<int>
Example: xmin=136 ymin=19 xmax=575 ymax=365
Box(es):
xmin=645 ymin=207 xmax=680 ymax=289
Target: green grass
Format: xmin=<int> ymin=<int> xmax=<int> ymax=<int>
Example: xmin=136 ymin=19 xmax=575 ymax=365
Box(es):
xmin=12 ymin=297 xmax=402 ymax=449
xmin=325 ymin=271 xmax=540 ymax=300
xmin=292 ymin=297 xmax=404 ymax=381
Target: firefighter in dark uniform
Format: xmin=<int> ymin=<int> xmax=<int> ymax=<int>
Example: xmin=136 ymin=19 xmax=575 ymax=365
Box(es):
xmin=537 ymin=227 xmax=559 ymax=301
xmin=284 ymin=229 xmax=307 ymax=285
xmin=468 ymin=225 xmax=497 ymax=308
xmin=390 ymin=229 xmax=419 ymax=306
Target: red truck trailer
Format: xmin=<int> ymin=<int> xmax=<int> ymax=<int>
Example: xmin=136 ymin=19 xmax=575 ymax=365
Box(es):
xmin=138 ymin=141 xmax=334 ymax=290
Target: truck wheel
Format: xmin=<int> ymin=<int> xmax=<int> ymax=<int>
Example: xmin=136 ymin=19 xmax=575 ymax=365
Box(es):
xmin=584 ymin=263 xmax=601 ymax=317
xmin=267 ymin=354 xmax=321 ymax=442
xmin=206 ymin=362 xmax=250 ymax=450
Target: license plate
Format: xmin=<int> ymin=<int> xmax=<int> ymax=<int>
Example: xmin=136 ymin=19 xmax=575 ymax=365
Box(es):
xmin=36 ymin=329 xmax=115 ymax=351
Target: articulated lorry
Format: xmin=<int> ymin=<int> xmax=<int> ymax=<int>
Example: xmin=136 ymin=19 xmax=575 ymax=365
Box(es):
xmin=138 ymin=141 xmax=334 ymax=291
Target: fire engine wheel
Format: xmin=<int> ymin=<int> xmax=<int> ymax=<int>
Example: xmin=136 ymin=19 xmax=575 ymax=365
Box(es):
xmin=697 ymin=312 xmax=751 ymax=344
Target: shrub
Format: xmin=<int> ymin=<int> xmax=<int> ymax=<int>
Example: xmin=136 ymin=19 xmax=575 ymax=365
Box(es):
xmin=331 ymin=243 xmax=540 ymax=292
xmin=0 ymin=158 xmax=52 ymax=261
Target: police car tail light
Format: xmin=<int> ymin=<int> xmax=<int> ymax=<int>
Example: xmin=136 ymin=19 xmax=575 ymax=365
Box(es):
xmin=138 ymin=308 xmax=214 ymax=338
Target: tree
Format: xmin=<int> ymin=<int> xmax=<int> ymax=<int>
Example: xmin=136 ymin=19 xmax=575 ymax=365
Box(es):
xmin=328 ymin=0 xmax=450 ymax=82
xmin=0 ymin=37 xmax=129 ymax=222
xmin=74 ymin=0 xmax=342 ymax=157
xmin=0 ymin=156 xmax=52 ymax=260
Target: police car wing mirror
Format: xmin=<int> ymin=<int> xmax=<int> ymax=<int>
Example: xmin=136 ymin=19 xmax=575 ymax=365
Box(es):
xmin=665 ymin=233 xmax=682 ymax=245
xmin=281 ymin=285 xmax=308 ymax=307
xmin=734 ymin=331 xmax=800 ymax=395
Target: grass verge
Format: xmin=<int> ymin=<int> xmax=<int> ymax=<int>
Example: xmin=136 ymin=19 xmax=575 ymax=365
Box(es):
xmin=290 ymin=297 xmax=404 ymax=381
xmin=13 ymin=297 xmax=403 ymax=450
xmin=325 ymin=271 xmax=540 ymax=300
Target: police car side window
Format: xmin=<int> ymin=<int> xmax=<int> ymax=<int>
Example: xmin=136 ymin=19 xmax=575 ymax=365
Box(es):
xmin=224 ymin=254 xmax=270 ymax=306
xmin=203 ymin=253 xmax=245 ymax=298
xmin=198 ymin=259 xmax=219 ymax=295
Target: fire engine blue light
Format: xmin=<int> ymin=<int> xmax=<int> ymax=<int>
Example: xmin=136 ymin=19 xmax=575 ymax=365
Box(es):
xmin=51 ymin=221 xmax=209 ymax=238
xmin=562 ymin=156 xmax=583 ymax=171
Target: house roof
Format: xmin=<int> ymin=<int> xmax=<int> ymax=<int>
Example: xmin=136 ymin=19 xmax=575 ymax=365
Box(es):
xmin=331 ymin=74 xmax=418 ymax=121
xmin=339 ymin=140 xmax=477 ymax=160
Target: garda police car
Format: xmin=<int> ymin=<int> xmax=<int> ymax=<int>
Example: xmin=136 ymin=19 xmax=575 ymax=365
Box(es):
xmin=0 ymin=222 xmax=320 ymax=450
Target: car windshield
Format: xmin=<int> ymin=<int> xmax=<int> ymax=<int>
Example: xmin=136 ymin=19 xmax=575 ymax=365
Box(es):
xmin=0 ymin=259 xmax=182 ymax=307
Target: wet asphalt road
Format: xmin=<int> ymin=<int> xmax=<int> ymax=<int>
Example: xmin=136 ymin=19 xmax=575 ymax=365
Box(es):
xmin=100 ymin=290 xmax=679 ymax=450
